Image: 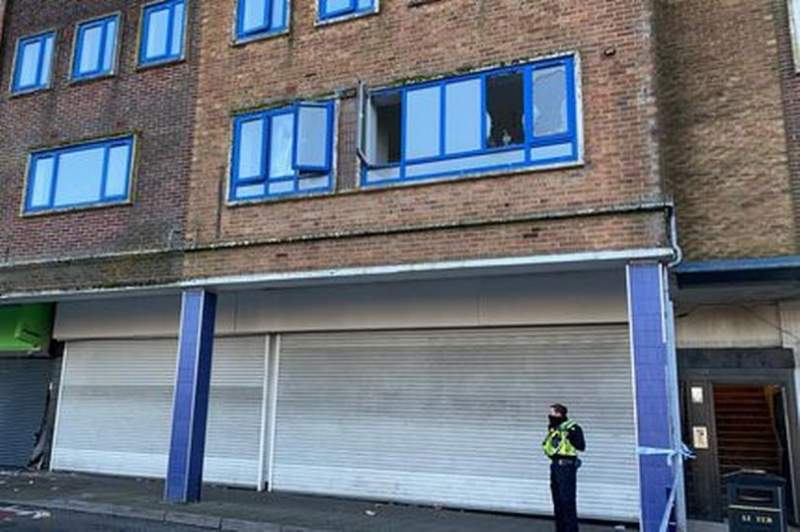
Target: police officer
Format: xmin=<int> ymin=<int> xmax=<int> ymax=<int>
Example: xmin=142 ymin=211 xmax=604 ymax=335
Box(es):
xmin=543 ymin=403 xmax=586 ymax=532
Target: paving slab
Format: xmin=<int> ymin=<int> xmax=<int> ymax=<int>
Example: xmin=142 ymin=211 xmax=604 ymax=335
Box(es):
xmin=0 ymin=469 xmax=628 ymax=532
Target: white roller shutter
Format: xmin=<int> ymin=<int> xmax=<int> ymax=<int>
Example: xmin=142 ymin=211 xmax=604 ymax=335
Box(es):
xmin=273 ymin=326 xmax=638 ymax=521
xmin=52 ymin=336 xmax=265 ymax=487
xmin=205 ymin=336 xmax=266 ymax=486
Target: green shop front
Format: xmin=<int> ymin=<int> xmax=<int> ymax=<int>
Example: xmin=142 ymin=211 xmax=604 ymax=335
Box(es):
xmin=0 ymin=304 xmax=57 ymax=468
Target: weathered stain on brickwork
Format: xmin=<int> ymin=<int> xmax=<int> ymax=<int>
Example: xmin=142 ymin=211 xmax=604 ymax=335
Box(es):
xmin=656 ymin=0 xmax=797 ymax=260
xmin=184 ymin=212 xmax=668 ymax=280
xmin=0 ymin=0 xmax=198 ymax=292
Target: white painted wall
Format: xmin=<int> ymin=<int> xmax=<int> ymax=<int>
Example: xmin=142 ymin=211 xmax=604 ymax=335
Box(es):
xmin=676 ymin=304 xmax=783 ymax=349
xmin=54 ymin=269 xmax=627 ymax=340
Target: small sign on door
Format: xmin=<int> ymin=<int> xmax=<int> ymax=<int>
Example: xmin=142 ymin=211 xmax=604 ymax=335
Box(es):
xmin=691 ymin=386 xmax=704 ymax=404
xmin=693 ymin=426 xmax=709 ymax=449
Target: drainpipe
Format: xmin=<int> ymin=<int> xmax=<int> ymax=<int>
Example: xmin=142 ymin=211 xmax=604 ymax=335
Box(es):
xmin=666 ymin=202 xmax=684 ymax=269
xmin=663 ymin=200 xmax=687 ymax=531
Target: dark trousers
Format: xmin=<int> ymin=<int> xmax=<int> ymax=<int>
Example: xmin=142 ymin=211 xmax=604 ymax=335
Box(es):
xmin=550 ymin=460 xmax=579 ymax=532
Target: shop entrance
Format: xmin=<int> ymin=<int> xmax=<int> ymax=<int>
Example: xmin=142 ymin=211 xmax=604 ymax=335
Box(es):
xmin=679 ymin=349 xmax=799 ymax=525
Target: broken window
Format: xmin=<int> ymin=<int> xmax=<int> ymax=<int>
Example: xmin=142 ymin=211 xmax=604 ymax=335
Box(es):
xmin=231 ymin=101 xmax=335 ymax=201
xmin=486 ymin=71 xmax=525 ymax=149
xmin=360 ymin=55 xmax=579 ymax=187
xmin=533 ymin=65 xmax=568 ymax=137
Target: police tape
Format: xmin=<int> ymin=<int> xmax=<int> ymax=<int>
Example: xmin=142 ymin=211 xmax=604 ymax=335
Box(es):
xmin=636 ymin=443 xmax=695 ymax=467
xmin=636 ymin=444 xmax=695 ymax=532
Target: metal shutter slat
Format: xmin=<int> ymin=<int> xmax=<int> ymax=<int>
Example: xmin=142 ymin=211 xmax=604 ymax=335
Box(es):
xmin=53 ymin=337 xmax=265 ymax=487
xmin=273 ymin=326 xmax=638 ymax=521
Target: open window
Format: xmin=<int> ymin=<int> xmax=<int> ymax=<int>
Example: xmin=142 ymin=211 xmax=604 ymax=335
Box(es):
xmin=361 ymin=90 xmax=401 ymax=167
xmin=360 ymin=55 xmax=579 ymax=187
xmin=231 ymin=101 xmax=335 ymax=201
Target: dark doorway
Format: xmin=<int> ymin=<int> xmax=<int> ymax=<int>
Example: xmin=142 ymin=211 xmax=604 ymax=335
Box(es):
xmin=713 ymin=384 xmax=793 ymax=516
xmin=679 ymin=349 xmax=799 ymax=525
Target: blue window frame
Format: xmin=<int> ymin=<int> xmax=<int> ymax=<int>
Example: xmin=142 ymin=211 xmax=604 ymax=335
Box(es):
xmin=11 ymin=31 xmax=56 ymax=94
xmin=140 ymin=0 xmax=186 ymax=66
xmin=72 ymin=14 xmax=120 ymax=80
xmin=318 ymin=0 xmax=375 ymax=22
xmin=360 ymin=55 xmax=580 ymax=187
xmin=236 ymin=0 xmax=288 ymax=41
xmin=230 ymin=101 xmax=335 ymax=201
xmin=25 ymin=136 xmax=134 ymax=213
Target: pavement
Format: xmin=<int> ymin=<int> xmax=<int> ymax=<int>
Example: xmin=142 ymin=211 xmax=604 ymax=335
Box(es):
xmin=0 ymin=505 xmax=205 ymax=531
xmin=0 ymin=469 xmax=630 ymax=532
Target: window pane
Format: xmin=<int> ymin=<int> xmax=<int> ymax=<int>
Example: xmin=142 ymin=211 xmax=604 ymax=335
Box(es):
xmin=146 ymin=8 xmax=170 ymax=59
xmin=102 ymin=20 xmax=117 ymax=72
xmin=324 ymin=0 xmax=354 ymax=15
xmin=356 ymin=0 xmax=372 ymax=10
xmin=533 ymin=65 xmax=568 ymax=137
xmin=271 ymin=0 xmax=286 ymax=30
xmin=236 ymin=183 xmax=266 ymax=199
xmin=486 ymin=72 xmax=524 ymax=148
xmin=405 ymin=86 xmax=441 ymax=160
xmin=268 ymin=181 xmax=293 ymax=195
xmin=171 ymin=2 xmax=185 ymax=55
xmin=40 ymin=36 xmax=54 ymax=85
xmin=445 ymin=79 xmax=482 ymax=155
xmin=53 ymin=147 xmax=105 ymax=207
xmin=18 ymin=40 xmax=42 ymax=88
xmin=79 ymin=25 xmax=103 ymax=74
xmin=30 ymin=157 xmax=54 ymax=208
xmin=270 ymin=113 xmax=294 ymax=178
xmin=295 ymin=105 xmax=329 ymax=170
xmin=242 ymin=0 xmax=268 ymax=32
xmin=237 ymin=118 xmax=265 ymax=180
xmin=104 ymin=144 xmax=131 ymax=198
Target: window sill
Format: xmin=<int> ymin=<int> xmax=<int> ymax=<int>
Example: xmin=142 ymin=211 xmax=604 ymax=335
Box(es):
xmin=21 ymin=198 xmax=133 ymax=218
xmin=315 ymin=8 xmax=379 ymax=27
xmin=232 ymin=28 xmax=290 ymax=47
xmin=8 ymin=85 xmax=53 ymax=99
xmin=408 ymin=0 xmax=444 ymax=7
xmin=359 ymin=157 xmax=585 ymax=192
xmin=136 ymin=55 xmax=186 ymax=72
xmin=68 ymin=72 xmax=117 ymax=87
xmin=226 ymin=188 xmax=337 ymax=208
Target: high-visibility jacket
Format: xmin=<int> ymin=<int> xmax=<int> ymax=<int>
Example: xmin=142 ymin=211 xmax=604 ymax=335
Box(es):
xmin=543 ymin=419 xmax=580 ymax=458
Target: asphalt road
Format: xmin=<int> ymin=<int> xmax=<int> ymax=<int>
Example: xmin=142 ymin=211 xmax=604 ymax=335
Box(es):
xmin=0 ymin=505 xmax=205 ymax=531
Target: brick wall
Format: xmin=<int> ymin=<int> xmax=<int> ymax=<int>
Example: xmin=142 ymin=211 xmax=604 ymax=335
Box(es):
xmin=0 ymin=0 xmax=670 ymax=294
xmin=656 ymin=0 xmax=797 ymax=260
xmin=184 ymin=0 xmax=668 ymax=279
xmin=774 ymin=0 xmax=800 ymax=248
xmin=0 ymin=0 xmax=198 ymax=292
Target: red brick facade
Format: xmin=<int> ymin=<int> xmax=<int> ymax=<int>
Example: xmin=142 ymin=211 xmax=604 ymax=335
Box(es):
xmin=656 ymin=0 xmax=798 ymax=260
xmin=0 ymin=0 xmax=693 ymax=294
xmin=0 ymin=0 xmax=197 ymax=292
xmin=184 ymin=0 xmax=668 ymax=278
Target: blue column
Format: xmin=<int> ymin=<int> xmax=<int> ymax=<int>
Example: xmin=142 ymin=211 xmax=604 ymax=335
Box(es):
xmin=164 ymin=289 xmax=217 ymax=503
xmin=627 ymin=263 xmax=675 ymax=532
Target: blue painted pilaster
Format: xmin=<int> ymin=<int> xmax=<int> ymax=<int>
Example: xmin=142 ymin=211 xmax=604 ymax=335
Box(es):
xmin=627 ymin=263 xmax=676 ymax=532
xmin=164 ymin=289 xmax=217 ymax=503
